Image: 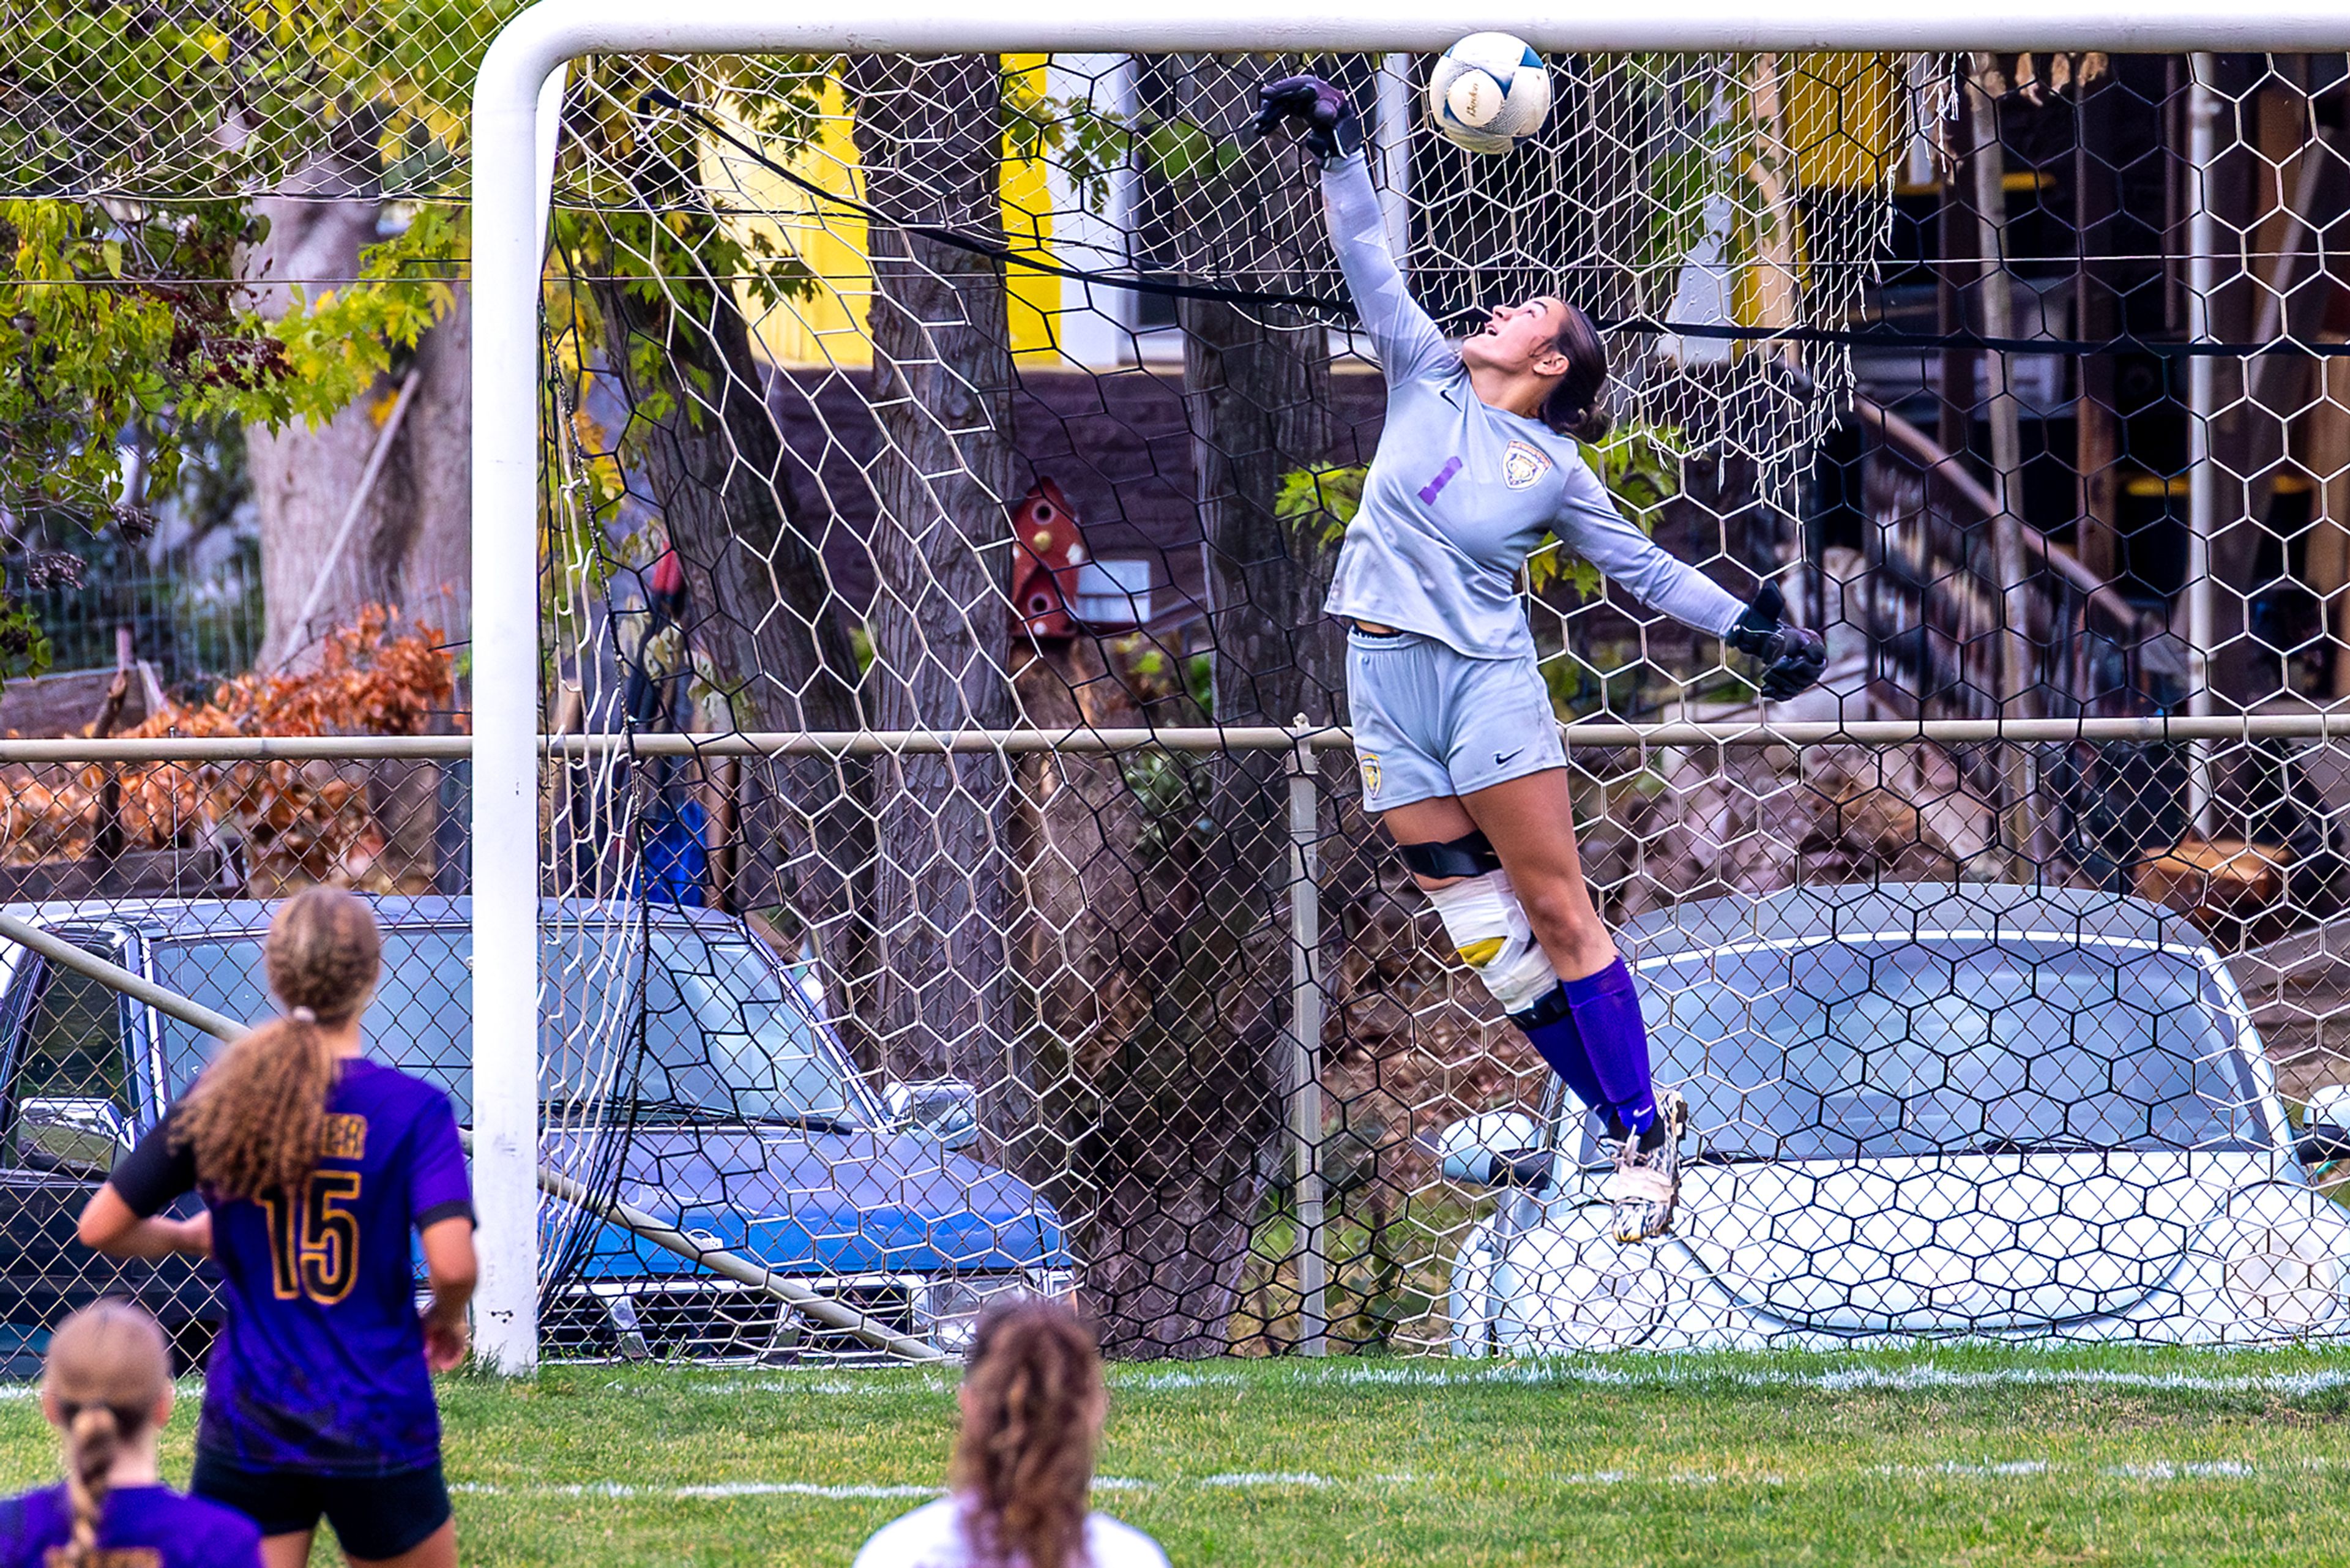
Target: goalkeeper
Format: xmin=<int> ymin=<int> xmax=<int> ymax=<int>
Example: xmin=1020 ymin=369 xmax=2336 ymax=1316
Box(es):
xmin=1252 ymin=75 xmax=1826 ymax=1243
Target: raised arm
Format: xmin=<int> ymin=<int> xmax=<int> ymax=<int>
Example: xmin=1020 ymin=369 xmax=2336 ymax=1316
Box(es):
xmin=1252 ymin=75 xmax=1452 ymax=384
xmin=1321 ymin=152 xmax=1453 ymax=384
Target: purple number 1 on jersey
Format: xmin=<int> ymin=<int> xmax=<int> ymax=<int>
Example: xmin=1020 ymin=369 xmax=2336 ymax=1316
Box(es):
xmin=1418 ymin=456 xmax=1464 ymax=505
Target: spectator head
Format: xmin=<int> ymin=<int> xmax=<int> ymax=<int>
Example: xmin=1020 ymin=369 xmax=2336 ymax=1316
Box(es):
xmin=950 ymin=1297 xmax=1106 ymax=1568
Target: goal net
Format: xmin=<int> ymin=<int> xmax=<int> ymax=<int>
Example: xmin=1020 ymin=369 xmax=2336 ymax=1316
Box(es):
xmin=510 ymin=40 xmax=2350 ymax=1362
xmin=516 ymin=45 xmax=1917 ymax=1360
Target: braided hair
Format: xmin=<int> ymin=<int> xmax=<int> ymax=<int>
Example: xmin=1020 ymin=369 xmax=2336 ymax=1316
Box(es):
xmin=43 ymin=1302 xmax=171 ymax=1568
xmin=1540 ymin=300 xmax=1615 ymax=444
xmin=951 ymin=1299 xmax=1105 ymax=1568
xmin=175 ymin=886 xmax=381 ymax=1200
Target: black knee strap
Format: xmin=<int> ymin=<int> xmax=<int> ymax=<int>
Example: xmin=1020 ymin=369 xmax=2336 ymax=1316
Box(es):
xmin=1509 ymin=984 xmax=1573 ymax=1030
xmin=1397 ymin=829 xmax=1502 ymax=881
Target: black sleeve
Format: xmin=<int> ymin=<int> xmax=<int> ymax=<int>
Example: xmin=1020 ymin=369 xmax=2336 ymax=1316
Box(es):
xmin=106 ymin=1107 xmax=198 ymax=1219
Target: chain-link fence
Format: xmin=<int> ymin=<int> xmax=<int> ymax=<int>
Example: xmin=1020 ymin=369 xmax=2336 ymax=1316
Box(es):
xmin=3 ymin=718 xmax=2347 ymax=1364
xmin=12 ymin=7 xmax=2350 ymax=1362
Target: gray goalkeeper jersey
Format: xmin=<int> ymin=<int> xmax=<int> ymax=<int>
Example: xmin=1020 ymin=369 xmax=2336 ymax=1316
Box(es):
xmin=1318 ymin=152 xmax=1745 ymax=661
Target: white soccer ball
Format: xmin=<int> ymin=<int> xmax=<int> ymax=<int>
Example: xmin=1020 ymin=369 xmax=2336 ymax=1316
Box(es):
xmin=1427 ymin=32 xmax=1552 ymax=156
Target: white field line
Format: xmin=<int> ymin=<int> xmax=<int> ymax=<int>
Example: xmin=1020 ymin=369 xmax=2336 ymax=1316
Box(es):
xmin=448 ymin=1458 xmax=2333 ymax=1504
xmin=1105 ymin=1360 xmax=2350 ymax=1400
xmin=1877 ymin=1460 xmax=2051 ymax=1478
xmin=452 ymin=1482 xmax=946 ymax=1501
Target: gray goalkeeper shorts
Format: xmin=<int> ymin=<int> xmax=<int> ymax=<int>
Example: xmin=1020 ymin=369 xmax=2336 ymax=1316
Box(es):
xmin=1345 ymin=626 xmax=1565 ymax=812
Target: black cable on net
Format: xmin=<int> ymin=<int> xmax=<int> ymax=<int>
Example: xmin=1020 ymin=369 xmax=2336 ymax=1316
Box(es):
xmin=644 ymin=86 xmax=2350 ymax=361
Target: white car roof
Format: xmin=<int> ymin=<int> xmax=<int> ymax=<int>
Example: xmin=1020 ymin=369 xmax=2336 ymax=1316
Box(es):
xmin=1618 ymin=882 xmax=2209 ymax=966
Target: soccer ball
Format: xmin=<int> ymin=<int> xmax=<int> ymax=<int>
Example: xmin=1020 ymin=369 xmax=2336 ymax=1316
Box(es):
xmin=1427 ymin=32 xmax=1552 ymax=156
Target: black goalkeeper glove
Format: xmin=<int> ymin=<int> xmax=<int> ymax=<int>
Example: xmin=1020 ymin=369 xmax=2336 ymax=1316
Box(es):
xmin=1245 ymin=74 xmax=1363 ymax=160
xmin=1726 ymin=583 xmax=1828 ymax=701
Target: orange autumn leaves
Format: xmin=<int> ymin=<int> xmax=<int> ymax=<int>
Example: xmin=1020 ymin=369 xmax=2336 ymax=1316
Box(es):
xmin=3 ymin=607 xmax=462 ymax=894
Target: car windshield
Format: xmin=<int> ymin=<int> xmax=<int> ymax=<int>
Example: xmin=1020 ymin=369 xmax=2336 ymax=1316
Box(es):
xmin=153 ymin=921 xmax=875 ymax=1129
xmin=1560 ymin=936 xmax=2265 ymax=1160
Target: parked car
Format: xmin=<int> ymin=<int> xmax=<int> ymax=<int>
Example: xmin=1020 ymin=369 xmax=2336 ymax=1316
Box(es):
xmin=1439 ymin=883 xmax=2350 ymax=1353
xmin=0 ymin=897 xmax=1071 ymax=1370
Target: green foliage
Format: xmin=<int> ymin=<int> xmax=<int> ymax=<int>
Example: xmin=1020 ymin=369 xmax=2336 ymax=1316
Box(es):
xmin=2 ymin=0 xmax=510 ymax=199
xmin=1273 ymin=464 xmax=1367 ymax=550
xmin=0 ymin=0 xmax=508 ymax=685
xmin=0 ymin=198 xmax=285 ymax=539
xmin=1120 ymin=748 xmax=1216 ymax=862
xmin=0 ymin=193 xmax=463 ymax=685
xmin=1619 ymin=58 xmax=1772 ymax=317
xmin=536 ymin=57 xmax=835 ymax=623
xmin=270 ymin=204 xmax=464 ymax=422
xmin=1526 ymin=421 xmax=1684 ymax=599
xmin=1275 ymin=421 xmax=1688 ymax=601
xmin=0 ymin=594 xmax=50 ymax=684
xmin=1012 ymin=91 xmax=1245 ymax=214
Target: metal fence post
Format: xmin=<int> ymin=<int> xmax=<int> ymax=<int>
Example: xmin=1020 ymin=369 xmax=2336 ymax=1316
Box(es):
xmin=1286 ymin=725 xmax=1327 ymax=1356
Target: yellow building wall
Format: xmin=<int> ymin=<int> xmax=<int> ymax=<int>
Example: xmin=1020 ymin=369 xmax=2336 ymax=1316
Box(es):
xmin=702 ymin=55 xmax=1065 ymax=371
xmin=704 ymin=52 xmax=1903 ymax=362
xmin=1785 ymin=52 xmax=1905 ymax=192
xmin=1731 ymin=52 xmax=1906 ymax=330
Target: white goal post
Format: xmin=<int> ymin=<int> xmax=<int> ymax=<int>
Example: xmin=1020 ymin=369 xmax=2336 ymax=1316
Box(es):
xmin=467 ymin=0 xmax=2350 ymax=1372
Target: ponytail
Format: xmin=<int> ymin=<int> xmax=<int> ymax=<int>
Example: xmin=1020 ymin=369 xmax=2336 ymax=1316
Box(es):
xmin=951 ymin=1299 xmax=1104 ymax=1568
xmin=1540 ymin=299 xmax=1614 ymax=443
xmin=61 ymin=1404 xmax=122 ymax=1568
xmin=43 ymin=1302 xmax=171 ymax=1568
xmin=176 ymin=886 xmax=380 ymax=1201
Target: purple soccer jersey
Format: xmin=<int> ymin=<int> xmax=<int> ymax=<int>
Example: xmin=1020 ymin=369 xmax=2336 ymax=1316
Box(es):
xmin=0 ymin=1483 xmax=261 ymax=1568
xmin=112 ymin=1058 xmax=474 ymax=1474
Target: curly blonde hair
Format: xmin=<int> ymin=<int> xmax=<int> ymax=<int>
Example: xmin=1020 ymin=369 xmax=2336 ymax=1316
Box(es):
xmin=951 ymin=1299 xmax=1105 ymax=1568
xmin=176 ymin=887 xmax=381 ymax=1200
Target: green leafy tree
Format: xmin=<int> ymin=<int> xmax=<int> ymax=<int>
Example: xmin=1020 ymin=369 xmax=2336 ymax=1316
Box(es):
xmin=0 ymin=0 xmax=498 ymax=684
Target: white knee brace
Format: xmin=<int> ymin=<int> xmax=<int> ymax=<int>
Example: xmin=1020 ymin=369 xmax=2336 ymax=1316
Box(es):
xmin=1423 ymin=871 xmax=1559 ymax=1014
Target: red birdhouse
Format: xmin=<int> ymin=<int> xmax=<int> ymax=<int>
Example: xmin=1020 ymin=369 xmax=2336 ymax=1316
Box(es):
xmin=1009 ymin=478 xmax=1087 ymax=641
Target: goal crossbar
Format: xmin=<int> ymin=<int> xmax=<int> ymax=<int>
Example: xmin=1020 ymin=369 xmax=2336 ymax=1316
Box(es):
xmin=469 ymin=0 xmax=2350 ymax=1370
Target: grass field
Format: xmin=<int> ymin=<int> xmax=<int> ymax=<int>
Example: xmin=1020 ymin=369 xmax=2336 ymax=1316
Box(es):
xmin=0 ymin=1346 xmax=2345 ymax=1566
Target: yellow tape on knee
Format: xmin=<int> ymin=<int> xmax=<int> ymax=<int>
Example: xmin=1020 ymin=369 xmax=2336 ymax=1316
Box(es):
xmin=1425 ymin=872 xmax=1557 ymax=1012
xmin=1457 ymin=936 xmax=1507 ymax=968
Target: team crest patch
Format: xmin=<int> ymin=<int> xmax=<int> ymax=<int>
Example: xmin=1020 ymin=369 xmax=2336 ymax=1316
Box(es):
xmin=1502 ymin=441 xmax=1551 ymax=490
xmin=1360 ymin=752 xmax=1383 ymax=799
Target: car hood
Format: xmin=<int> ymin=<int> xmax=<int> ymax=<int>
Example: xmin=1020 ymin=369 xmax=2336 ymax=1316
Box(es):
xmin=550 ymin=1126 xmax=1072 ymax=1279
xmin=1660 ymin=1153 xmax=2269 ymax=1331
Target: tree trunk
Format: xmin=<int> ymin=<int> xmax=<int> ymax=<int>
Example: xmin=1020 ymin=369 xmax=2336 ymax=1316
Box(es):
xmin=1039 ymin=58 xmax=1343 ymax=1353
xmin=2073 ymin=75 xmax=2122 ymax=585
xmin=371 ymin=282 xmax=472 ymax=644
xmin=1935 ymin=103 xmax=1977 ymax=478
xmin=242 ymin=143 xmax=472 ymax=668
xmin=844 ymin=56 xmax=1018 ymax=1092
xmin=1184 ymin=296 xmax=1341 ymax=727
xmin=2215 ymin=76 xmax=2345 ymax=712
xmin=586 ymin=248 xmax=876 ymax=1038
xmin=2196 ymin=55 xmax=2262 ymax=714
xmin=242 ymin=150 xmax=382 ymax=666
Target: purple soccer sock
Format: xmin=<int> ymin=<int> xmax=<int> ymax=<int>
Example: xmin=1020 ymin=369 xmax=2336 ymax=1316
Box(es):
xmin=1563 ymin=957 xmax=1658 ymax=1137
xmin=1517 ymin=1001 xmax=1608 ymax=1118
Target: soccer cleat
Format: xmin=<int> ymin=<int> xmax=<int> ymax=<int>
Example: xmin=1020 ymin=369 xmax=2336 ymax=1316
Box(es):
xmin=1603 ymin=1091 xmax=1688 ymax=1244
